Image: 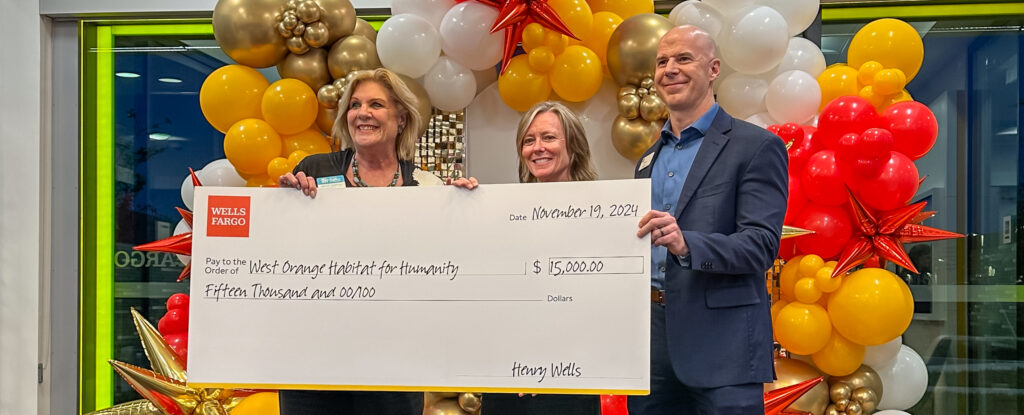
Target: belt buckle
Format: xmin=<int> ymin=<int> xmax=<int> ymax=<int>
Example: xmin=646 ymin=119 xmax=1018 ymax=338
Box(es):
xmin=651 ymin=288 xmax=665 ymax=305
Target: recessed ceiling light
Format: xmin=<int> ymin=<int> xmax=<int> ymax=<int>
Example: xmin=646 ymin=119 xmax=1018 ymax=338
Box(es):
xmin=115 ymin=72 xmax=140 ymax=78
xmin=158 ymin=77 xmax=183 ymax=83
xmin=149 ymin=132 xmax=171 ymax=140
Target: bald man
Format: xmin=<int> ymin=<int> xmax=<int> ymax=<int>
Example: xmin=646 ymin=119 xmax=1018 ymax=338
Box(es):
xmin=633 ymin=26 xmax=788 ymax=414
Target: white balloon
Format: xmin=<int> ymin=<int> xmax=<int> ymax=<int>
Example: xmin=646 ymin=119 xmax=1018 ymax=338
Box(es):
xmin=864 ymin=336 xmax=903 ymax=368
xmin=423 ymin=56 xmax=477 ymax=111
xmin=874 ymin=345 xmax=928 ymax=411
xmin=702 ymin=0 xmax=756 ymax=17
xmin=670 ymin=1 xmax=724 ymax=39
xmin=473 ymin=68 xmax=498 ymax=95
xmin=173 ymin=219 xmax=192 ymax=265
xmin=774 ymin=37 xmax=826 ymax=78
xmin=180 ymin=173 xmax=196 ymax=210
xmin=744 ymin=111 xmax=776 ymax=128
xmin=439 ymin=2 xmax=504 ymax=71
xmin=718 ymin=6 xmax=789 ymax=75
xmin=874 ymin=411 xmax=911 ymax=415
xmin=390 ymin=0 xmax=456 ymax=30
xmin=716 ymin=72 xmax=767 ymax=119
xmin=765 ymin=70 xmax=820 ymax=124
xmin=754 ymin=0 xmax=819 ymax=36
xmin=377 ymin=14 xmax=442 ymax=78
xmin=199 ymin=158 xmax=247 ymax=187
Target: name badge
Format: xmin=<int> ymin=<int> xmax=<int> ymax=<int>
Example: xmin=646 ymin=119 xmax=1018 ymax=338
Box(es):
xmin=638 ymin=153 xmax=654 ymax=171
xmin=316 ymin=175 xmax=348 ymax=188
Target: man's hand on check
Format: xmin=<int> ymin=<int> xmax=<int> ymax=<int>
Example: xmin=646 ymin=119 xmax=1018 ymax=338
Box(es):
xmin=638 ymin=210 xmax=689 ymax=257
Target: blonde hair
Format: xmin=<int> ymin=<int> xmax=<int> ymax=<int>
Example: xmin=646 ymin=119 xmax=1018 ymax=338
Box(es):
xmin=515 ymin=101 xmax=598 ymax=183
xmin=333 ymin=68 xmax=422 ymax=161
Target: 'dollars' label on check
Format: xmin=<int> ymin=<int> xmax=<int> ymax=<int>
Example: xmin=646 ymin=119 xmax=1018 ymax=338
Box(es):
xmin=188 ymin=180 xmax=651 ymax=394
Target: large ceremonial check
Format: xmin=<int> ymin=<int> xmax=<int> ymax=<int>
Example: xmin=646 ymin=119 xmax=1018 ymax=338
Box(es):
xmin=188 ymin=179 xmax=651 ymax=394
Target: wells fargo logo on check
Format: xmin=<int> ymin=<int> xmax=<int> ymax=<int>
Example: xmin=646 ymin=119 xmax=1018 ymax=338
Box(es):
xmin=206 ymin=195 xmax=250 ymax=238
xmin=189 ymin=180 xmax=651 ymax=395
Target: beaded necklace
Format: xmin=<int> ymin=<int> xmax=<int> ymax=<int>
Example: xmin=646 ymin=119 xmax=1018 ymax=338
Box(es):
xmin=351 ymin=157 xmax=400 ymax=187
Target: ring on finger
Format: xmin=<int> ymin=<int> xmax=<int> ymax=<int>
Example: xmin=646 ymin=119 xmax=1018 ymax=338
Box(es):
xmin=657 ymin=228 xmax=664 ymax=238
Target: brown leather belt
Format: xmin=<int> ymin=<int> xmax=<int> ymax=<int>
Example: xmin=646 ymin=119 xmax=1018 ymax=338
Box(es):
xmin=651 ymin=288 xmax=665 ymax=305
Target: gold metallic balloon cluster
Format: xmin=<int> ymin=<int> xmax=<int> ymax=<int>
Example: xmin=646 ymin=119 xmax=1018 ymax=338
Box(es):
xmin=605 ymin=14 xmax=675 ymax=161
xmin=825 ymin=366 xmax=883 ymax=415
xmin=276 ymin=0 xmax=331 ymax=54
xmin=424 ymin=392 xmax=482 ymax=415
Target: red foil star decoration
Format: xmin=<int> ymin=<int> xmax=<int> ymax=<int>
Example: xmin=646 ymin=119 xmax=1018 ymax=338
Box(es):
xmin=764 ymin=376 xmax=823 ymax=415
xmin=133 ymin=169 xmax=199 ymax=282
xmin=471 ymin=0 xmax=579 ymax=73
xmin=832 ymin=189 xmax=962 ymax=277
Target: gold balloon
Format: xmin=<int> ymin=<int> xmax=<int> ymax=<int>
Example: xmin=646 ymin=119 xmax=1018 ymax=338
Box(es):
xmin=765 ymin=357 xmax=830 ymax=415
xmin=352 ymin=18 xmax=377 ymax=42
xmin=397 ymin=74 xmax=433 ymax=137
xmin=292 ymin=23 xmax=306 ymax=37
xmin=639 ymin=94 xmax=666 ymax=121
xmin=829 ymin=382 xmax=852 ymax=402
xmin=316 ymin=105 xmax=339 ymax=136
xmin=636 ymin=87 xmax=648 ymax=97
xmin=277 ymin=22 xmax=293 ymax=38
xmin=846 ymin=402 xmax=862 ymax=415
xmin=317 ymin=84 xmax=340 ymax=108
xmin=834 ymin=398 xmax=849 ymax=411
xmin=831 ymin=365 xmax=884 ymax=402
xmin=278 ymin=47 xmax=331 ymax=90
xmin=606 ymin=13 xmax=674 ymax=86
xmin=640 ymin=77 xmax=654 ymax=90
xmin=618 ymin=93 xmax=640 ymax=119
xmin=424 ymin=399 xmax=472 ymax=415
xmin=286 ymin=37 xmax=310 ymax=54
xmin=850 ymin=387 xmax=878 ymax=413
xmin=213 ymin=0 xmax=289 ymax=68
xmin=825 ymin=404 xmax=840 ymax=415
xmin=612 ymin=116 xmax=661 ymax=161
xmin=282 ymin=13 xmax=299 ymax=31
xmin=318 ymin=0 xmax=356 ymax=44
xmin=304 ymin=21 xmax=330 ymax=48
xmin=328 ymin=35 xmax=381 ymax=79
xmin=296 ymin=0 xmax=321 ymax=23
xmin=618 ymin=85 xmax=637 ymax=99
xmin=458 ymin=393 xmax=482 ymax=413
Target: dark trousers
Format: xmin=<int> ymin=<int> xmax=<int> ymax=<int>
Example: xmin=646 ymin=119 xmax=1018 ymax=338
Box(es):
xmin=628 ymin=303 xmax=764 ymax=415
xmin=278 ymin=390 xmax=422 ymax=415
xmin=484 ymin=393 xmax=601 ymax=415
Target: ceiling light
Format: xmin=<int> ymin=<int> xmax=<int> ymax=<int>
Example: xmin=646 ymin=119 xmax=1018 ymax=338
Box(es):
xmin=115 ymin=72 xmax=140 ymax=78
xmin=149 ymin=132 xmax=171 ymax=140
xmin=158 ymin=77 xmax=183 ymax=83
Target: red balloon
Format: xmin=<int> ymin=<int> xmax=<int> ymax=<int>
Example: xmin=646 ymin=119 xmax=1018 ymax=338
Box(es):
xmin=163 ymin=333 xmax=189 ymax=366
xmin=787 ymin=126 xmax=822 ymax=176
xmin=770 ymin=123 xmax=805 ymax=147
xmin=778 ymin=238 xmax=799 ymax=260
xmin=794 ymin=203 xmax=853 ymax=259
xmin=816 ymin=96 xmax=879 ymax=149
xmin=882 ymin=101 xmax=938 ymax=160
xmin=835 ymin=128 xmax=894 ymax=181
xmin=801 ymin=150 xmax=846 ymax=206
xmin=785 ymin=173 xmax=807 ymax=224
xmin=158 ymin=308 xmax=189 ymax=336
xmin=600 ymin=395 xmax=628 ymax=415
xmin=166 ymin=293 xmax=190 ymax=311
xmin=853 ymin=151 xmax=920 ymax=211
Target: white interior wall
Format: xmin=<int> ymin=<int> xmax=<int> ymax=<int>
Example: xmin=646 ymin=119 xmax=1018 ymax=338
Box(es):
xmin=0 ymin=0 xmax=42 ymax=413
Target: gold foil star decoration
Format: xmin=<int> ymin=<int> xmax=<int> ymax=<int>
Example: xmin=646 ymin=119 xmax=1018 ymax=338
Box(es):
xmin=86 ymin=308 xmax=245 ymax=415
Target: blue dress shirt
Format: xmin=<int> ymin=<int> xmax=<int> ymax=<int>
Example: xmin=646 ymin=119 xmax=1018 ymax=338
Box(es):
xmin=651 ymin=103 xmax=719 ymax=289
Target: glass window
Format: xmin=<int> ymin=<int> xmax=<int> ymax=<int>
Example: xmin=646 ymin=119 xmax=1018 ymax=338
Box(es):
xmin=824 ymin=7 xmax=1022 ymax=414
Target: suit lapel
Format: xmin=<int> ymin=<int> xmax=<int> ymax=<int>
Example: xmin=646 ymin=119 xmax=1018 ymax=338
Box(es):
xmin=674 ymin=111 xmax=733 ymax=217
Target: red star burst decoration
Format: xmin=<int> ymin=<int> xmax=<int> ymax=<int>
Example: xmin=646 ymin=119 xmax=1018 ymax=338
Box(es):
xmin=831 ymin=189 xmax=962 ymax=277
xmin=764 ymin=376 xmax=823 ymax=415
xmin=468 ymin=0 xmax=579 ymax=73
xmin=133 ymin=169 xmax=200 ymax=282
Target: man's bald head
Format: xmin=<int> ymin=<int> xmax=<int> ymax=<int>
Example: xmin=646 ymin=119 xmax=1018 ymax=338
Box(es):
xmin=660 ymin=25 xmax=718 ymax=60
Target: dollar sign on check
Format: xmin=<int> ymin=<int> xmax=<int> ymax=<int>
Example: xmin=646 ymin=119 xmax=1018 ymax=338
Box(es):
xmin=533 ymin=260 xmax=541 ymax=274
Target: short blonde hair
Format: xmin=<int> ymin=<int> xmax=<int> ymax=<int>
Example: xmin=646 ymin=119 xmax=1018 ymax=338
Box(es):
xmin=515 ymin=101 xmax=598 ymax=183
xmin=333 ymin=68 xmax=422 ymax=161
